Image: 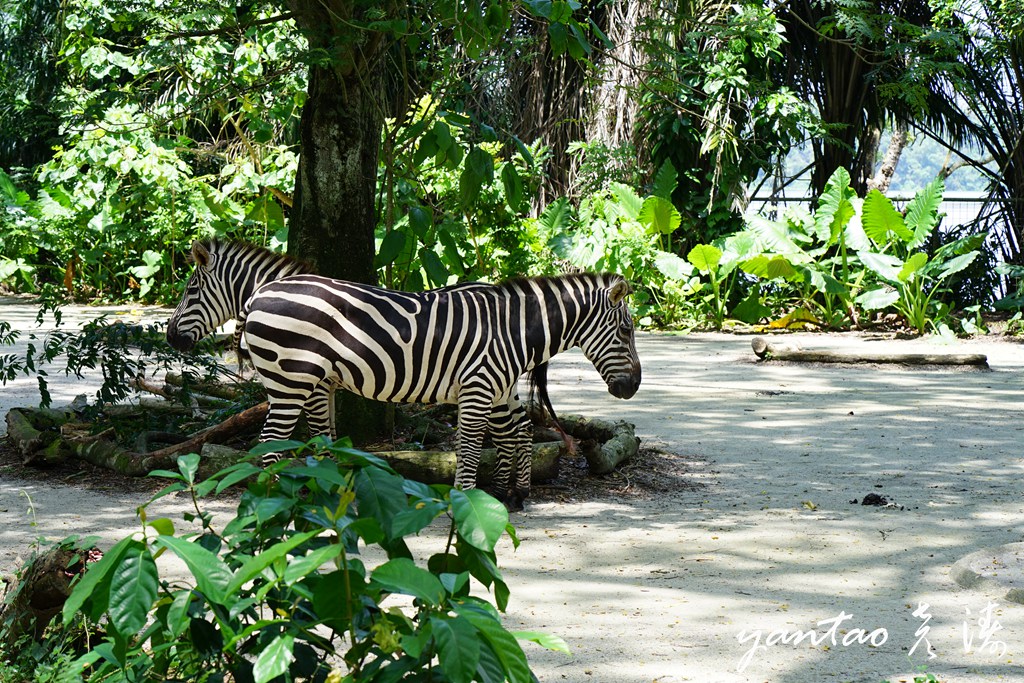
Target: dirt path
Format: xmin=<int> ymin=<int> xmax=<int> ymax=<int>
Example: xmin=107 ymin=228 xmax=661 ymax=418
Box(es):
xmin=1 ymin=299 xmax=1024 ymax=682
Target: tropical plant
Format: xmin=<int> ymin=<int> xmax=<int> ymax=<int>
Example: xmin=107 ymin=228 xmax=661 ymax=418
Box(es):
xmin=855 ymin=177 xmax=981 ymax=334
xmin=56 ymin=442 xmax=566 ymax=682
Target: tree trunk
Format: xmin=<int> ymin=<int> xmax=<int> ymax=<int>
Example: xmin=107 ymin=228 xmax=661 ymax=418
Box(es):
xmin=867 ymin=123 xmax=907 ymax=193
xmin=288 ymin=1 xmax=394 ymax=440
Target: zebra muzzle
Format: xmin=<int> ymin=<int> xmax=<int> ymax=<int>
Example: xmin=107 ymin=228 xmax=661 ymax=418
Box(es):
xmin=608 ymin=371 xmax=640 ymax=399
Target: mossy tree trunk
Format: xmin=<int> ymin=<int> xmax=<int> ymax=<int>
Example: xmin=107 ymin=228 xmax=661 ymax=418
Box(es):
xmin=286 ymin=1 xmax=397 ymax=442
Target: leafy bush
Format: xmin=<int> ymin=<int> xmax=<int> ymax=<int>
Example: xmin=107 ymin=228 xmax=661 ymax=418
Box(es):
xmin=55 ymin=442 xmax=564 ymax=682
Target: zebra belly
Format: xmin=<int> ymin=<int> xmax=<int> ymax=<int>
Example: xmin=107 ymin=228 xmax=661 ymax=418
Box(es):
xmin=243 ymin=291 xmax=484 ymax=406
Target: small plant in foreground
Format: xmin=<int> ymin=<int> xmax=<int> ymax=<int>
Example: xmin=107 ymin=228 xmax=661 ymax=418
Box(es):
xmin=55 ymin=439 xmax=565 ymax=682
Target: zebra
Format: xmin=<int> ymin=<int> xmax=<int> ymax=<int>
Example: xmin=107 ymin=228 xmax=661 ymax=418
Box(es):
xmin=166 ymin=238 xmax=642 ymax=508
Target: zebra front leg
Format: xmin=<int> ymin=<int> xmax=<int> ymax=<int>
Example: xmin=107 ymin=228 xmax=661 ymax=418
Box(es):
xmin=488 ymin=401 xmax=532 ymax=511
xmin=454 ymin=394 xmax=492 ymax=491
xmin=258 ymin=395 xmax=306 ymax=467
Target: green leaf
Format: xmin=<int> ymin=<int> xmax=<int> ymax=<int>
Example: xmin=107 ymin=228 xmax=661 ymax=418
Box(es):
xmin=814 ymin=167 xmax=855 ymax=244
xmin=253 ymin=634 xmax=294 ymax=683
xmin=63 ymin=536 xmax=134 ymax=625
xmin=858 ymin=251 xmax=904 ymax=283
xmin=638 ymin=196 xmax=681 ymax=236
xmin=513 ymin=630 xmax=571 ymax=654
xmin=451 ymin=489 xmax=508 ymax=552
xmin=460 ymin=147 xmax=495 ymax=206
xmin=456 ymin=605 xmax=532 ymax=683
xmin=501 ymin=164 xmax=524 ymax=213
xmin=431 ymin=616 xmax=481 ymax=683
xmin=156 ymin=536 xmax=232 ymax=605
xmin=861 ymin=190 xmax=911 ymax=245
xmin=937 ymin=251 xmax=978 ymax=280
xmin=538 ymin=198 xmax=571 ymax=236
xmin=687 ymin=244 xmax=722 ymax=274
xmin=731 ymin=288 xmax=771 ymax=324
xmin=653 ymin=251 xmax=693 ymax=281
xmin=421 ymin=248 xmax=449 ymax=287
xmin=898 ymin=252 xmax=929 ymax=283
xmin=228 ymin=530 xmax=321 ymax=595
xmin=108 ymin=540 xmax=159 ymax=635
xmin=856 ymin=287 xmax=901 ymax=310
xmin=904 ymin=176 xmax=944 ymax=249
xmin=651 ymin=159 xmax=677 ymax=200
xmin=408 ymin=206 xmax=432 ymax=240
xmin=355 ymin=466 xmax=408 ymax=538
xmin=377 ymin=230 xmax=408 ymax=268
xmin=609 ymin=182 xmax=643 ymax=221
xmin=372 ymin=558 xmax=445 ymax=605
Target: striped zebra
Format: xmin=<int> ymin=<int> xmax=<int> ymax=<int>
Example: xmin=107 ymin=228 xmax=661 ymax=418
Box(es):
xmin=166 ymin=238 xmax=641 ymax=508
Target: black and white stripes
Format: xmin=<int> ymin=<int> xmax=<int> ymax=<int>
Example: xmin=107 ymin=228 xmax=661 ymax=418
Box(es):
xmin=167 ymin=239 xmax=641 ymax=507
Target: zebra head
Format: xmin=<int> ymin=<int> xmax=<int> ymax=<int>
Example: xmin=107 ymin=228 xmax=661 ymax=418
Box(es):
xmin=166 ymin=240 xmax=234 ymax=352
xmin=577 ymin=277 xmax=642 ymax=400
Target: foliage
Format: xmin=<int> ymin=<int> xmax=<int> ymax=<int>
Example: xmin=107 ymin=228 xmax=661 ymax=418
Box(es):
xmin=0 ymin=309 xmax=225 ymax=410
xmin=56 ymin=442 xmax=565 ymax=682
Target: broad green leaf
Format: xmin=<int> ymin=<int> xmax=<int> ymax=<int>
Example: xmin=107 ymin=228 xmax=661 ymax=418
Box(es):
xmin=63 ymin=536 xmax=134 ymax=625
xmin=898 ymin=252 xmax=929 ymax=283
xmin=176 ymin=453 xmax=200 ymax=485
xmin=638 ymin=196 xmax=681 ymax=236
xmin=431 ymin=616 xmax=481 ymax=683
xmin=745 ymin=214 xmax=804 ymax=253
xmin=814 ymin=167 xmax=855 ymax=244
xmin=253 ymin=634 xmax=295 ymax=683
xmin=937 ymin=251 xmax=979 ymax=281
xmin=408 ymin=205 xmax=432 ymax=239
xmin=355 ymin=466 xmax=408 ymax=538
xmin=653 ymin=251 xmax=693 ymax=281
xmin=451 ymin=489 xmax=508 ymax=552
xmin=376 ymin=230 xmax=407 ymax=267
xmin=166 ymin=589 xmax=193 ymax=638
xmin=861 ymin=190 xmax=911 ymax=245
xmin=156 ymin=536 xmax=232 ymax=605
xmin=731 ymin=288 xmax=771 ymax=324
xmin=651 ymin=159 xmax=677 ymax=200
xmin=904 ymin=176 xmax=944 ymax=249
xmin=609 ymin=182 xmax=643 ymax=221
xmin=284 ymin=544 xmax=345 ymax=585
xmin=538 ymin=198 xmax=571 ymax=236
xmin=856 ymin=287 xmax=901 ymax=310
xmin=741 ymin=255 xmax=797 ymax=281
xmin=858 ymin=251 xmax=904 ymax=283
xmin=513 ymin=630 xmax=571 ymax=654
xmin=456 ymin=605 xmax=532 ymax=683
xmin=421 ymin=248 xmax=449 ymax=287
xmin=108 ymin=541 xmax=159 ymax=635
xmin=687 ymin=244 xmax=722 ymax=274
xmin=228 ymin=530 xmax=321 ymax=595
xmin=372 ymin=558 xmax=445 ymax=605
xmin=460 ymin=147 xmax=494 ymax=205
xmin=501 ymin=164 xmax=524 ymax=213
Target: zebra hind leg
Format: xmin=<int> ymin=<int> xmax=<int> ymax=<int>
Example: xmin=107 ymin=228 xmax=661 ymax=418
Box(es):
xmin=305 ymin=384 xmax=337 ymax=441
xmin=488 ymin=402 xmax=532 ymax=512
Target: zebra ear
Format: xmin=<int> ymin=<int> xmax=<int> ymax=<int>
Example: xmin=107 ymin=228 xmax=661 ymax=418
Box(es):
xmin=191 ymin=240 xmax=212 ymax=269
xmin=608 ymin=280 xmax=632 ymax=306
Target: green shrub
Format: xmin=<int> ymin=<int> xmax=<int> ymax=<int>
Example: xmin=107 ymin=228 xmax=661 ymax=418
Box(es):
xmin=55 ymin=441 xmax=565 ymax=682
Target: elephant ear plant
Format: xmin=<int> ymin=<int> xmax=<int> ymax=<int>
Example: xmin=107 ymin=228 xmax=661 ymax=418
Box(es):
xmin=56 ymin=439 xmax=566 ymax=683
xmin=855 ymin=177 xmax=981 ymax=334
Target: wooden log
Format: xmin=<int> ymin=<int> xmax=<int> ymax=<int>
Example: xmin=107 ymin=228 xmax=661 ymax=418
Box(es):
xmin=377 ymin=442 xmax=563 ymax=485
xmin=139 ymin=401 xmax=267 ymax=463
xmin=751 ymin=337 xmax=988 ymax=367
xmin=556 ymin=414 xmax=641 ymax=474
xmin=5 ymin=408 xmax=47 ymax=460
xmin=164 ymin=372 xmax=248 ymax=400
xmin=0 ymin=544 xmax=92 ymax=651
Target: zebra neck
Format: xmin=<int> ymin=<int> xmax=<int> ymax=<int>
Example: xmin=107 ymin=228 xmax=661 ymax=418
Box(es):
xmin=519 ymin=277 xmax=595 ymax=368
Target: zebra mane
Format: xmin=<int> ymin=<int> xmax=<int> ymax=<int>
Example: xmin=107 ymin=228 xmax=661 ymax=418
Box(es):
xmin=199 ymin=237 xmax=315 ymax=275
xmin=497 ymin=271 xmax=624 ymax=292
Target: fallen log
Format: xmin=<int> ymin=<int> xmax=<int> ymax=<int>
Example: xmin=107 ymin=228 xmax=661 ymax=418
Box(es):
xmin=751 ymin=337 xmax=989 ymax=367
xmin=0 ymin=543 xmax=94 ymax=650
xmin=164 ymin=372 xmax=249 ymax=400
xmin=377 ymin=442 xmax=563 ymax=485
xmin=556 ymin=414 xmax=640 ymax=475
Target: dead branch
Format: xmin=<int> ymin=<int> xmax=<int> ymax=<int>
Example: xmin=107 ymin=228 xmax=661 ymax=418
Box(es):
xmin=751 ymin=337 xmax=988 ymax=367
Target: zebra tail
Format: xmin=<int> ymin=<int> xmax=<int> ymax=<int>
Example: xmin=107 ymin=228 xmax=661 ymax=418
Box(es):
xmin=232 ymin=313 xmax=250 ymax=375
xmin=529 ymin=362 xmax=576 ymax=455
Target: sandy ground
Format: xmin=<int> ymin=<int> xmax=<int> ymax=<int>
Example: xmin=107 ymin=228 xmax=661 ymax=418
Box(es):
xmin=2 ymin=298 xmax=1024 ymax=683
